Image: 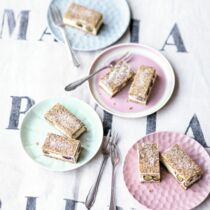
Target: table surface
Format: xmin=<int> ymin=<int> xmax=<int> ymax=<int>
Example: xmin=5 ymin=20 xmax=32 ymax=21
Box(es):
xmin=0 ymin=0 xmax=210 ymax=210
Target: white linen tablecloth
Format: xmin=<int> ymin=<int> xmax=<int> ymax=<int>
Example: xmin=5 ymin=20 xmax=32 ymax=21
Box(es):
xmin=0 ymin=0 xmax=210 ymax=209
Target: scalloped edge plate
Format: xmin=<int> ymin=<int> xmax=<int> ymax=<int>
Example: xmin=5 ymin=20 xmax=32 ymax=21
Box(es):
xmin=123 ymin=131 xmax=210 ymax=210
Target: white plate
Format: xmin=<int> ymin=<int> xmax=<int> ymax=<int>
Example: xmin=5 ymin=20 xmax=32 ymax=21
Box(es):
xmin=20 ymin=97 xmax=103 ymax=171
xmin=47 ymin=0 xmax=130 ymax=51
xmin=88 ymin=43 xmax=175 ymax=118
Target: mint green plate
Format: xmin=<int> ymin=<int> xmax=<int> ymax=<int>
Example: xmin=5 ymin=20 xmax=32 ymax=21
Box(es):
xmin=20 ymin=97 xmax=103 ymax=171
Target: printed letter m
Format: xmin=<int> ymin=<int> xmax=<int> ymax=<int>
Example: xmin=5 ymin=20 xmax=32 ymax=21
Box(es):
xmin=0 ymin=9 xmax=30 ymax=40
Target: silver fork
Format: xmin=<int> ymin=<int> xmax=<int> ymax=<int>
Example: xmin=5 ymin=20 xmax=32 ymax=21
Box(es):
xmin=85 ymin=130 xmax=112 ymax=209
xmin=49 ymin=4 xmax=80 ymax=67
xmin=109 ymin=132 xmax=120 ymax=210
xmin=64 ymin=52 xmax=133 ymax=91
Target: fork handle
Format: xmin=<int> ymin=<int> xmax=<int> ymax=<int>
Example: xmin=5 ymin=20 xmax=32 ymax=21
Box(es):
xmin=64 ymin=65 xmax=108 ymax=91
xmin=85 ymin=155 xmax=109 ymax=209
xmin=61 ymin=27 xmax=80 ymax=67
xmin=109 ymin=167 xmax=116 ymax=210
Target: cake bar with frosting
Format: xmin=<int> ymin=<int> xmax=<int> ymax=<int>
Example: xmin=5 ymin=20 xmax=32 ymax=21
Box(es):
xmin=128 ymin=65 xmax=157 ymax=104
xmin=161 ymin=144 xmax=202 ymax=189
xmin=44 ymin=103 xmax=86 ymax=139
xmin=63 ymin=3 xmax=103 ymax=35
xmin=42 ymin=133 xmax=81 ymax=163
xmin=99 ymin=60 xmax=134 ymax=97
xmin=138 ymin=143 xmax=160 ymax=182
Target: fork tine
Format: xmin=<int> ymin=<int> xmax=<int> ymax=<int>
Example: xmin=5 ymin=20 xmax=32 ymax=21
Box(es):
xmin=114 ymin=133 xmax=119 ymax=145
xmin=110 ymin=131 xmax=119 ymax=148
xmin=112 ymin=139 xmax=120 ymax=161
xmin=108 ymin=52 xmax=130 ymax=67
xmin=123 ymin=54 xmax=133 ymax=63
xmin=124 ymin=53 xmax=132 ymax=60
xmin=54 ymin=5 xmax=63 ymax=19
xmin=54 ymin=5 xmax=63 ymax=23
xmin=50 ymin=4 xmax=61 ymax=23
xmin=114 ymin=144 xmax=120 ymax=159
xmin=117 ymin=51 xmax=130 ymax=62
xmin=50 ymin=5 xmax=57 ymax=22
xmin=103 ymin=129 xmax=112 ymax=149
xmin=110 ymin=130 xmax=115 ymax=142
xmin=53 ymin=5 xmax=61 ymax=22
xmin=52 ymin=5 xmax=59 ymax=18
xmin=108 ymin=131 xmax=115 ymax=150
xmin=110 ymin=136 xmax=118 ymax=159
xmin=106 ymin=129 xmax=111 ymax=138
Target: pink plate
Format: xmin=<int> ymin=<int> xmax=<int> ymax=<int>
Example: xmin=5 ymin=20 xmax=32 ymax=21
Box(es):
xmin=88 ymin=43 xmax=175 ymax=118
xmin=123 ymin=131 xmax=210 ymax=210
